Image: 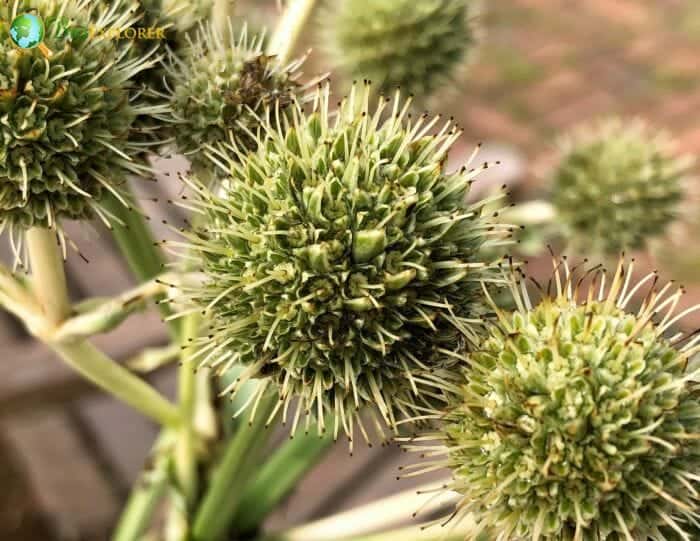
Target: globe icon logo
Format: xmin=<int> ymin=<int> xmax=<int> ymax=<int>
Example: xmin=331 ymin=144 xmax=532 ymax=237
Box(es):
xmin=9 ymin=13 xmax=45 ymax=50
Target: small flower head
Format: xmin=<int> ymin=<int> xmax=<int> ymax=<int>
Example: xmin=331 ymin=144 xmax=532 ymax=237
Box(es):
xmin=0 ymin=0 xmax=163 ymax=235
xmin=175 ymin=83 xmax=510 ymax=445
xmin=551 ymin=118 xmax=692 ymax=255
xmin=323 ymin=0 xmax=481 ymax=101
xmin=161 ymin=22 xmax=305 ymax=177
xmin=404 ymin=258 xmax=700 ymax=540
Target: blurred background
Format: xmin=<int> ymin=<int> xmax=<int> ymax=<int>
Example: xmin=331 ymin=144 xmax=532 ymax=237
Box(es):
xmin=2 ymin=0 xmax=700 ymax=539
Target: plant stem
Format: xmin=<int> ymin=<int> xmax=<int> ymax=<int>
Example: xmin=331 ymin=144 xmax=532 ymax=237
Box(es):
xmin=267 ymin=0 xmax=319 ymax=65
xmin=0 ymin=266 xmax=43 ymax=329
xmin=112 ymin=448 xmax=170 ymax=541
xmin=273 ymin=481 xmax=458 ymax=541
xmin=192 ymin=392 xmax=277 ymax=541
xmin=174 ymin=313 xmax=201 ymax=509
xmin=50 ymin=275 xmax=175 ymax=342
xmin=101 ymin=191 xmax=180 ymax=339
xmin=25 ymin=227 xmax=180 ymax=426
xmin=233 ymin=426 xmax=334 ymax=534
xmin=26 ymin=227 xmax=72 ymax=323
xmin=53 ymin=340 xmax=181 ymax=427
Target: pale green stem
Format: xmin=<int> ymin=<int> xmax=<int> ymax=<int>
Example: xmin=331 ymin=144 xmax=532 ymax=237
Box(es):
xmin=0 ymin=263 xmax=40 ymax=316
xmin=50 ymin=274 xmax=178 ymax=342
xmin=194 ymin=367 xmax=218 ymax=440
xmin=53 ymin=340 xmax=181 ymax=427
xmin=27 ymin=224 xmax=179 ymax=541
xmin=101 ymin=191 xmax=180 ymax=339
xmin=266 ymin=0 xmax=319 ymax=65
xmin=175 ymin=313 xmax=201 ymax=508
xmin=192 ymin=392 xmax=277 ymax=541
xmin=272 ymin=480 xmax=458 ymax=541
xmin=233 ymin=422 xmax=334 ymax=534
xmin=499 ymin=199 xmax=557 ymax=226
xmin=25 ymin=228 xmax=180 ymax=427
xmin=26 ymin=227 xmax=71 ymax=323
xmin=112 ymin=445 xmax=171 ymax=541
xmin=0 ymin=266 xmax=43 ymax=329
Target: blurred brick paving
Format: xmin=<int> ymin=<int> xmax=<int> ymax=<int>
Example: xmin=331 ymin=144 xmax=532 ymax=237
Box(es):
xmin=1 ymin=1 xmax=699 ymax=539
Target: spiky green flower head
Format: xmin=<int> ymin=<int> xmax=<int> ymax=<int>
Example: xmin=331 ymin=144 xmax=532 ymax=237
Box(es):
xmin=403 ymin=258 xmax=700 ymax=540
xmin=161 ymin=22 xmax=305 ymax=178
xmin=0 ymin=0 xmax=164 ymax=234
xmin=177 ymin=82 xmax=511 ymax=445
xmin=551 ymin=118 xmax=693 ymax=255
xmin=323 ymin=0 xmax=481 ymax=101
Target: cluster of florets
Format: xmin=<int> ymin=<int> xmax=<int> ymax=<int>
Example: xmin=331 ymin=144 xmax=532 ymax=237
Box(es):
xmin=175 ymin=83 xmax=511 ymax=445
xmin=551 ymin=118 xmax=692 ymax=254
xmin=404 ymin=259 xmax=700 ymax=540
xmin=324 ymin=0 xmax=481 ymax=101
xmin=160 ymin=22 xmax=305 ymax=177
xmin=0 ymin=0 xmax=162 ymax=232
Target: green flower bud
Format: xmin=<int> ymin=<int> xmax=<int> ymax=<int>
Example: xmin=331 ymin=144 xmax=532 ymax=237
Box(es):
xmin=551 ymin=118 xmax=692 ymax=255
xmin=405 ymin=258 xmax=700 ymax=540
xmin=161 ymin=23 xmax=305 ymax=177
xmin=0 ymin=0 xmax=164 ymax=232
xmin=178 ymin=83 xmax=510 ymax=444
xmin=323 ymin=0 xmax=481 ymax=101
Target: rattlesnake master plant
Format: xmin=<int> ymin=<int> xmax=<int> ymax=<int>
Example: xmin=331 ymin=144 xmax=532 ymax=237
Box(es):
xmin=323 ymin=0 xmax=481 ymax=101
xmin=403 ymin=259 xmax=700 ymax=540
xmin=160 ymin=22 xmax=305 ymax=177
xmin=175 ymin=82 xmax=511 ymax=445
xmin=0 ymin=0 xmax=164 ymax=236
xmin=551 ymin=118 xmax=692 ymax=255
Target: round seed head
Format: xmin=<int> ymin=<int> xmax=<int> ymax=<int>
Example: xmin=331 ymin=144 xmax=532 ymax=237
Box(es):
xmin=0 ymin=0 xmax=163 ymax=232
xmin=161 ymin=22 xmax=304 ymax=177
xmin=178 ymin=83 xmax=510 ymax=443
xmin=323 ymin=0 xmax=481 ymax=101
xmin=551 ymin=118 xmax=692 ymax=255
xmin=405 ymin=259 xmax=700 ymax=540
